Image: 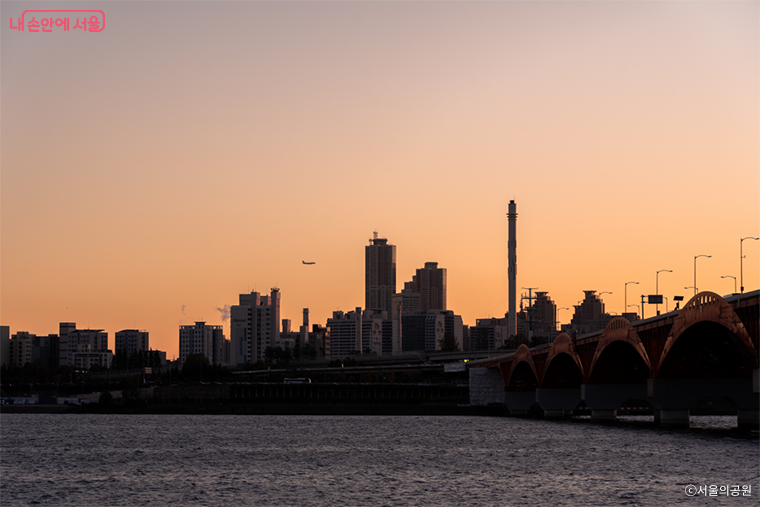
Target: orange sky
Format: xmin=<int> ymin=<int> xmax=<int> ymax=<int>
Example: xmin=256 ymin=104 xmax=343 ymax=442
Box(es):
xmin=2 ymin=1 xmax=758 ymax=359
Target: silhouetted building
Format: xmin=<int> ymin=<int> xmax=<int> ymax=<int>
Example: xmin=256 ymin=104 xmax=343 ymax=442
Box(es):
xmin=622 ymin=312 xmax=640 ymax=323
xmin=58 ymin=322 xmax=76 ymax=367
xmin=327 ymin=307 xmax=362 ymax=359
xmin=469 ymin=317 xmax=509 ymax=351
xmin=1 ymin=326 xmax=9 ymax=368
xmin=298 ymin=309 xmax=328 ymax=356
xmin=58 ymin=325 xmax=108 ymax=368
xmin=73 ymin=343 xmax=112 ymax=370
xmin=365 ymin=233 xmax=396 ymax=312
xmin=362 ymin=309 xmax=393 ymax=356
xmin=312 ymin=323 xmax=329 ymax=358
xmin=532 ymin=292 xmax=557 ymax=333
xmin=179 ymin=321 xmax=225 ymax=366
xmin=400 ymin=310 xmax=462 ymax=352
xmin=9 ymin=331 xmax=33 ymax=367
xmin=115 ymin=329 xmax=149 ymax=357
xmin=230 ymin=288 xmax=281 ymax=366
xmin=570 ymin=291 xmax=613 ymax=335
xmin=405 ymin=262 xmax=447 ymax=312
xmin=402 ymin=313 xmax=443 ymax=352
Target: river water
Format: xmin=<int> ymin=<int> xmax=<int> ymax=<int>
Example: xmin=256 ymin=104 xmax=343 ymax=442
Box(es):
xmin=1 ymin=414 xmax=757 ymax=506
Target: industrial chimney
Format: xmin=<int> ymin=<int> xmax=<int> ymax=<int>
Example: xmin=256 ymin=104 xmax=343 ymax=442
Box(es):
xmin=507 ymin=200 xmax=517 ymax=339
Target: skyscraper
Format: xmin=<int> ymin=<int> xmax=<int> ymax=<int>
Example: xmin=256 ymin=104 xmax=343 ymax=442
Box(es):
xmin=365 ymin=232 xmax=396 ymax=312
xmin=407 ymin=262 xmax=447 ymax=312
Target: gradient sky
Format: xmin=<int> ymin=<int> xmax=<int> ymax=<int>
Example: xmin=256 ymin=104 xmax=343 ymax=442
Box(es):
xmin=2 ymin=1 xmax=758 ymax=359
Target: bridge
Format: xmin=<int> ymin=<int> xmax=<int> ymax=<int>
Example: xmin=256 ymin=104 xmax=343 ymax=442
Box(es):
xmin=468 ymin=290 xmax=759 ymax=429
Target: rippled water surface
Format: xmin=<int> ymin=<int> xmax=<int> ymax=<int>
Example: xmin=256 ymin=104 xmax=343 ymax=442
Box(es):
xmin=1 ymin=414 xmax=757 ymax=506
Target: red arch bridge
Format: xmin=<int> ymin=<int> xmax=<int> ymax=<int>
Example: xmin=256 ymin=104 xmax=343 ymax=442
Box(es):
xmin=468 ymin=290 xmax=759 ymax=429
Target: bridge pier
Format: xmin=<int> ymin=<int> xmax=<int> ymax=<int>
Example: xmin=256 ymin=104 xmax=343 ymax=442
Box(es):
xmin=649 ymin=377 xmax=758 ymax=429
xmin=536 ymin=388 xmax=581 ymax=418
xmin=737 ymin=410 xmax=759 ymax=430
xmin=581 ymin=384 xmax=648 ymax=422
xmin=657 ymin=409 xmax=690 ymax=428
xmin=591 ymin=410 xmax=617 ymax=421
xmin=504 ymin=391 xmax=536 ymax=415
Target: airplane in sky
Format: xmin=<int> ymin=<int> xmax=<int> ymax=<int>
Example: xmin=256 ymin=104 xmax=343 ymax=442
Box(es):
xmin=302 ymin=261 xmax=316 ymax=265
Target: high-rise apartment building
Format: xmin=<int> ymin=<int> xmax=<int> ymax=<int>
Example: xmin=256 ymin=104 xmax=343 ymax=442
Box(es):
xmin=570 ymin=291 xmax=613 ymax=335
xmin=361 ymin=309 xmax=393 ymax=356
xmin=9 ymin=331 xmax=33 ymax=367
xmin=407 ymin=262 xmax=447 ymax=312
xmin=7 ymin=331 xmax=60 ymax=369
xmin=58 ymin=322 xmax=76 ymax=367
xmin=365 ymin=232 xmax=396 ymax=312
xmin=531 ymin=292 xmax=557 ymax=333
xmin=179 ymin=321 xmax=225 ymax=366
xmin=469 ymin=317 xmax=509 ymax=351
xmin=1 ymin=326 xmax=9 ymax=368
xmin=115 ymin=329 xmax=149 ymax=357
xmin=58 ymin=324 xmax=108 ymax=368
xmin=326 ymin=307 xmax=362 ymax=359
xmin=230 ymin=288 xmax=281 ymax=366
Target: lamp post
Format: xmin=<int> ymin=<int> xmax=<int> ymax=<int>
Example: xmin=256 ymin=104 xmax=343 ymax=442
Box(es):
xmin=627 ymin=304 xmax=639 ymax=319
xmin=693 ymin=255 xmax=710 ymax=296
xmin=656 ymin=270 xmax=672 ymax=315
xmin=721 ymin=275 xmax=737 ymax=294
xmin=740 ymin=237 xmax=759 ymax=293
xmin=625 ymin=282 xmax=639 ymax=315
xmin=555 ymin=307 xmax=568 ymax=332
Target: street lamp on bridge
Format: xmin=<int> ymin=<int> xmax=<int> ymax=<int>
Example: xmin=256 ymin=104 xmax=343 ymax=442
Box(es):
xmin=556 ymin=307 xmax=569 ymax=332
xmin=627 ymin=304 xmax=639 ymax=319
xmin=721 ymin=275 xmax=737 ymax=294
xmin=740 ymin=237 xmax=759 ymax=293
xmin=625 ymin=281 xmax=639 ymax=316
xmin=693 ymin=255 xmax=711 ymax=296
xmin=656 ymin=270 xmax=672 ymax=315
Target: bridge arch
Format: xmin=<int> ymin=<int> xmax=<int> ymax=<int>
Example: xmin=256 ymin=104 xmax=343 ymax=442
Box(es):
xmin=657 ymin=291 xmax=757 ymax=376
xmin=588 ymin=317 xmax=651 ymax=384
xmin=541 ymin=334 xmax=584 ymax=388
xmin=505 ymin=344 xmax=539 ymax=391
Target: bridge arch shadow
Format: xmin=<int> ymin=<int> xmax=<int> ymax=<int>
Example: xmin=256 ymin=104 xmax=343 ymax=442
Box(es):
xmin=658 ymin=320 xmax=756 ymax=378
xmin=541 ymin=334 xmax=584 ymax=388
xmin=505 ymin=344 xmax=538 ymax=391
xmin=657 ymin=291 xmax=757 ymax=376
xmin=588 ymin=317 xmax=651 ymax=384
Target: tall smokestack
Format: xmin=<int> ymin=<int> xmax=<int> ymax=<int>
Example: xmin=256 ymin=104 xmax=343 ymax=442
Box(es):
xmin=507 ymin=200 xmax=518 ymax=339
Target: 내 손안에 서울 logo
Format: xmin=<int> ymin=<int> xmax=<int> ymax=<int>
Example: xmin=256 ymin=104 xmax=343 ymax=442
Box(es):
xmin=9 ymin=10 xmax=105 ymax=33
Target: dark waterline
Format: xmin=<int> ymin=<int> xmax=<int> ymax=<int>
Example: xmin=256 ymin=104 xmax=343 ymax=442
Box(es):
xmin=2 ymin=414 xmax=757 ymax=506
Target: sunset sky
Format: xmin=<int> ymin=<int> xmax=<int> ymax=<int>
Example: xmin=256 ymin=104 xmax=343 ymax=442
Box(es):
xmin=2 ymin=1 xmax=758 ymax=359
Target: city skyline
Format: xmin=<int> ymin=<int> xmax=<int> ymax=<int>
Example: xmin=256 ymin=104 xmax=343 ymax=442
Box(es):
xmin=2 ymin=1 xmax=758 ymax=359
